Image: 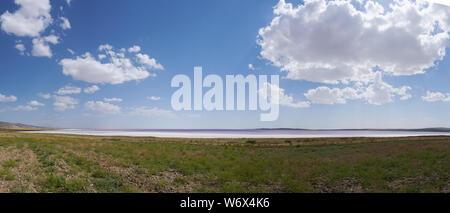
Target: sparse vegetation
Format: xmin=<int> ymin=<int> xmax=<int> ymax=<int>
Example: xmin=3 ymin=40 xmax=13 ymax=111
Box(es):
xmin=0 ymin=129 xmax=448 ymax=192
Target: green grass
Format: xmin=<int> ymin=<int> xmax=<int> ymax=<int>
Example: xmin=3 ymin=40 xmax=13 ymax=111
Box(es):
xmin=2 ymin=159 xmax=20 ymax=168
xmin=0 ymin=130 xmax=448 ymax=192
xmin=0 ymin=169 xmax=16 ymax=181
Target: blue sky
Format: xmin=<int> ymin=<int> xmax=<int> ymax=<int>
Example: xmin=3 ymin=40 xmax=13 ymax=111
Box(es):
xmin=0 ymin=0 xmax=450 ymax=129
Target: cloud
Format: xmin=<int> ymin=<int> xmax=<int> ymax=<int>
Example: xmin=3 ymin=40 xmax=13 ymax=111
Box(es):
xmin=136 ymin=53 xmax=164 ymax=70
xmin=259 ymin=83 xmax=311 ymax=108
xmin=31 ymin=35 xmax=59 ymax=57
xmin=0 ymin=0 xmax=52 ymax=37
xmin=129 ymin=107 xmax=176 ymax=118
xmin=98 ymin=44 xmax=112 ymax=51
xmin=56 ymin=85 xmax=81 ymax=95
xmin=38 ymin=93 xmax=51 ymax=99
xmin=305 ymin=87 xmax=353 ymax=105
xmin=248 ymin=64 xmax=255 ymax=71
xmin=60 ymin=17 xmax=71 ymax=30
xmin=53 ymin=95 xmax=78 ymax=111
xmin=28 ymin=100 xmax=44 ymax=106
xmin=363 ymin=73 xmax=412 ymax=105
xmin=103 ymin=97 xmax=122 ymax=102
xmin=9 ymin=100 xmax=44 ymax=112
xmin=425 ymin=0 xmax=450 ymax=7
xmin=98 ymin=54 xmax=106 ymax=60
xmin=128 ymin=45 xmax=141 ymax=53
xmin=0 ymin=93 xmax=17 ymax=102
xmin=147 ymin=96 xmax=161 ymax=101
xmin=0 ymin=1 xmax=72 ymax=58
xmin=60 ymin=45 xmax=161 ymax=84
xmin=258 ymin=0 xmax=450 ymax=84
xmin=13 ymin=105 xmax=37 ymax=111
xmin=0 ymin=0 xmax=65 ymax=58
xmin=15 ymin=43 xmax=25 ymax=54
xmin=85 ymin=101 xmax=120 ymax=114
xmin=304 ymin=73 xmax=412 ymax=105
xmin=422 ymin=91 xmax=450 ymax=102
xmin=83 ymin=85 xmax=100 ymax=94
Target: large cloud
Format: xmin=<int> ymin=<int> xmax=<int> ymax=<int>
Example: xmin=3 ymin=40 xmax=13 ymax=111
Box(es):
xmin=258 ymin=0 xmax=450 ymax=84
xmin=59 ymin=45 xmax=162 ymax=84
xmin=0 ymin=0 xmax=52 ymax=37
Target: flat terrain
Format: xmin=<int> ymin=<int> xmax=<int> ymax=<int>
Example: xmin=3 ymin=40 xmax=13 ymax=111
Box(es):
xmin=0 ymin=129 xmax=448 ymax=193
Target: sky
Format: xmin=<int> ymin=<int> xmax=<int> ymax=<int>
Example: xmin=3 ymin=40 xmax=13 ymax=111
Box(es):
xmin=0 ymin=0 xmax=450 ymax=129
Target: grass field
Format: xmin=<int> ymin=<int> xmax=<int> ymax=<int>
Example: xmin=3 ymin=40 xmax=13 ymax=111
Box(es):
xmin=0 ymin=129 xmax=448 ymax=193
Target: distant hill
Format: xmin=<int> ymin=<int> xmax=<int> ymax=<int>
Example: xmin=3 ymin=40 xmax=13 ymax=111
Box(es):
xmin=0 ymin=121 xmax=40 ymax=129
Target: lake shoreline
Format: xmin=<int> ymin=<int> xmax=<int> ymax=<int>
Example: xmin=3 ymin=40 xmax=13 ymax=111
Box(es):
xmin=24 ymin=128 xmax=450 ymax=138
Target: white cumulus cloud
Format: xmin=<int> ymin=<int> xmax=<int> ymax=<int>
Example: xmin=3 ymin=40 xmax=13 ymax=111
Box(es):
xmin=128 ymin=45 xmax=141 ymax=53
xmin=305 ymin=87 xmax=353 ymax=105
xmin=0 ymin=0 xmax=52 ymax=37
xmin=425 ymin=0 xmax=450 ymax=7
xmin=31 ymin=35 xmax=59 ymax=58
xmin=15 ymin=43 xmax=25 ymax=54
xmin=85 ymin=101 xmax=121 ymax=114
xmin=13 ymin=105 xmax=37 ymax=111
xmin=136 ymin=53 xmax=164 ymax=70
xmin=83 ymin=85 xmax=100 ymax=94
xmin=259 ymin=83 xmax=311 ymax=108
xmin=248 ymin=64 xmax=255 ymax=71
xmin=55 ymin=85 xmax=81 ymax=95
xmin=0 ymin=0 xmax=66 ymax=58
xmin=60 ymin=45 xmax=161 ymax=84
xmin=60 ymin=16 xmax=71 ymax=30
xmin=38 ymin=93 xmax=51 ymax=99
xmin=28 ymin=100 xmax=44 ymax=106
xmin=363 ymin=74 xmax=412 ymax=105
xmin=422 ymin=91 xmax=450 ymax=102
xmin=147 ymin=96 xmax=161 ymax=101
xmin=304 ymin=73 xmax=412 ymax=105
xmin=0 ymin=93 xmax=17 ymax=102
xmin=53 ymin=95 xmax=78 ymax=111
xmin=258 ymin=0 xmax=450 ymax=84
